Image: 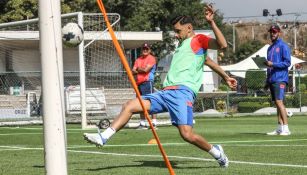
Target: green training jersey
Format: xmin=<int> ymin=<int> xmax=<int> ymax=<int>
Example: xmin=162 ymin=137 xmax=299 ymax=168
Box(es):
xmin=163 ymin=35 xmax=209 ymax=94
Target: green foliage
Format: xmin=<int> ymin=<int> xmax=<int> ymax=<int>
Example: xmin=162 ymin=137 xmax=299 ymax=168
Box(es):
xmin=103 ymin=0 xmax=225 ymax=60
xmin=0 ymin=0 xmax=98 ymax=22
xmin=61 ymin=0 xmax=98 ymax=13
xmin=218 ymin=84 xmax=229 ymax=91
xmin=0 ymin=0 xmax=38 ymax=22
xmin=293 ymin=92 xmax=307 ymax=107
xmin=153 ymin=72 xmax=163 ymax=90
xmin=0 ymin=0 xmax=225 ymax=60
xmin=237 ymin=101 xmax=270 ymax=113
xmin=230 ymin=94 xmax=306 ymax=109
xmin=216 ymin=100 xmax=226 ymax=112
xmin=245 ymin=69 xmax=266 ymax=94
xmin=230 ymin=96 xmax=271 ymax=104
xmin=295 ymin=75 xmax=307 ymax=91
xmin=299 ymin=84 xmax=306 ymax=92
xmin=235 ymin=40 xmax=263 ymax=62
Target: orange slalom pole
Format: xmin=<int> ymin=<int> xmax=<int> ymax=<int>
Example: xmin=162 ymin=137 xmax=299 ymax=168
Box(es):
xmin=96 ymin=1 xmax=175 ymax=174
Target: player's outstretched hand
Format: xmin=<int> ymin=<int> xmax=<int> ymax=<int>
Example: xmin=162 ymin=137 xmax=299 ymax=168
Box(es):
xmin=226 ymin=77 xmax=237 ymax=90
xmin=204 ymin=3 xmax=215 ymax=23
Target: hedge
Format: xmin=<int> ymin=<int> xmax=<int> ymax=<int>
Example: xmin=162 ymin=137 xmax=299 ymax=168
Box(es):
xmin=238 ymin=101 xmax=271 ymax=113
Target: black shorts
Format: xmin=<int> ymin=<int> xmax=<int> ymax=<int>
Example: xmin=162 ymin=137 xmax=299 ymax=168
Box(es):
xmin=138 ymin=81 xmax=154 ymax=95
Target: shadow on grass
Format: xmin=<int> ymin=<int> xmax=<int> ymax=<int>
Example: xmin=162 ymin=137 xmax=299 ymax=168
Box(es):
xmin=33 ymin=165 xmax=44 ymax=169
xmin=85 ymin=160 xmax=219 ymax=172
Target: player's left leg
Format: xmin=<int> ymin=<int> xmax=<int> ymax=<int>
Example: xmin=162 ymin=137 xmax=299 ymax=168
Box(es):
xmin=177 ymin=125 xmax=229 ymax=168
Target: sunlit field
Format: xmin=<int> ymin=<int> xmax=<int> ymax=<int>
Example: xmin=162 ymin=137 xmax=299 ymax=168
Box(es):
xmin=0 ymin=115 xmax=307 ymax=175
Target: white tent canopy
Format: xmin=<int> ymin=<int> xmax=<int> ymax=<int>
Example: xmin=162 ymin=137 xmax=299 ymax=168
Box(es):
xmin=221 ymin=44 xmax=305 ymax=78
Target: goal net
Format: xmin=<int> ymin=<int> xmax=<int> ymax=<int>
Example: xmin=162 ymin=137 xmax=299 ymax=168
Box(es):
xmin=0 ymin=12 xmax=134 ymax=128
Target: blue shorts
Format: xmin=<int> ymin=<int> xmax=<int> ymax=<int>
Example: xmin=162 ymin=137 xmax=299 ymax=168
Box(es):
xmin=138 ymin=81 xmax=154 ymax=95
xmin=270 ymin=82 xmax=286 ymax=101
xmin=142 ymin=85 xmax=195 ymax=126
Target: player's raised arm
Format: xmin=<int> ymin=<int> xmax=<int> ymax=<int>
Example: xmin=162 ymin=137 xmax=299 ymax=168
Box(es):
xmin=204 ymin=4 xmax=227 ymax=50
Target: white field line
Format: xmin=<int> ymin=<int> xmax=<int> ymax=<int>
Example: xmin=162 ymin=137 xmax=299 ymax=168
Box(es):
xmin=225 ymin=144 xmax=307 ymax=147
xmin=0 ymin=137 xmax=307 ymax=147
xmin=1 ymin=144 xmax=306 ymax=151
xmin=1 ymin=144 xmax=307 ymax=168
xmin=215 ymin=138 xmax=307 ymax=144
xmin=0 ymin=131 xmax=81 ymax=136
xmin=0 ymin=126 xmax=135 ymax=132
xmin=0 ymin=127 xmax=88 ymax=131
xmin=0 ymin=133 xmax=42 ymax=136
xmin=68 ymin=144 xmax=307 ymax=149
xmin=69 ymin=149 xmax=307 ymax=168
xmin=67 ymin=138 xmax=307 ymax=148
xmin=1 ymin=128 xmax=307 ymax=143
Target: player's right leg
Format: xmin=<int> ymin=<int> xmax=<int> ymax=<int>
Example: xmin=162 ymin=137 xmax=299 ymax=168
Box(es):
xmin=267 ymin=83 xmax=290 ymax=135
xmin=84 ymin=98 xmax=151 ymax=146
xmin=275 ymin=100 xmax=291 ymax=135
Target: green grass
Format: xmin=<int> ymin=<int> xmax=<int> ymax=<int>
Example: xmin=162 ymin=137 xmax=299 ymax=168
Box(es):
xmin=0 ymin=115 xmax=307 ymax=175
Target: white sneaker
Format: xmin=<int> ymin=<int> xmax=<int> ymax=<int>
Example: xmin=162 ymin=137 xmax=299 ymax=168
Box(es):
xmin=266 ymin=130 xmax=281 ymax=135
xmin=279 ymin=130 xmax=291 ymax=136
xmin=136 ymin=124 xmax=148 ymax=130
xmin=213 ymin=145 xmax=229 ymax=168
xmin=83 ymin=133 xmax=106 ymax=147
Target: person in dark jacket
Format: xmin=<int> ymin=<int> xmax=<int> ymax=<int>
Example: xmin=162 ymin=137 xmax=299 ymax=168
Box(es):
xmin=265 ymin=24 xmax=291 ymax=136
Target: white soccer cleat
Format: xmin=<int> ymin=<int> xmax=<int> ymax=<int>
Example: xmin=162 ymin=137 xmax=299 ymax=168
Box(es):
xmin=214 ymin=145 xmax=229 ymax=168
xmin=83 ymin=133 xmax=106 ymax=147
xmin=136 ymin=124 xmax=148 ymax=130
xmin=266 ymin=129 xmax=281 ymax=135
xmin=279 ymin=130 xmax=291 ymax=136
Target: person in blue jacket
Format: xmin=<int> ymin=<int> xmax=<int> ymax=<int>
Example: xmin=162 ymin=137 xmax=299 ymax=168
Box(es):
xmin=265 ymin=24 xmax=291 ymax=136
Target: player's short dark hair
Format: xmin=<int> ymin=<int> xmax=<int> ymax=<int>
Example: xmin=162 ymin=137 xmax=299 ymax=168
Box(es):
xmin=171 ymin=15 xmax=193 ymax=26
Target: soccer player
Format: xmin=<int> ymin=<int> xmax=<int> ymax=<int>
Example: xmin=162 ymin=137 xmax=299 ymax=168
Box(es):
xmin=84 ymin=4 xmax=237 ymax=168
xmin=265 ymin=24 xmax=291 ymax=136
xmin=132 ymin=43 xmax=158 ymax=129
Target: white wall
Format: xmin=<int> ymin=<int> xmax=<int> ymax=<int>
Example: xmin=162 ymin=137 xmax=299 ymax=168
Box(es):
xmin=63 ymin=49 xmax=79 ymax=71
xmin=12 ymin=50 xmax=40 ymax=71
xmin=10 ymin=49 xmax=79 ymax=72
xmin=201 ymin=49 xmax=218 ymax=92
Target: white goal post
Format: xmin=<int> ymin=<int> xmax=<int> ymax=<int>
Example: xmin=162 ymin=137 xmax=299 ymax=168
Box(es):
xmin=0 ymin=12 xmax=130 ymax=130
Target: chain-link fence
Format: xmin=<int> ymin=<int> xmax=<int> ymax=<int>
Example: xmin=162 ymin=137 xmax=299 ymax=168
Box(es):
xmin=190 ymin=69 xmax=307 ymax=115
xmin=0 ymin=68 xmax=306 ymax=122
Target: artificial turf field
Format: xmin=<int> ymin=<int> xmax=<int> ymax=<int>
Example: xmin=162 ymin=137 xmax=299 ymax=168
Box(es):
xmin=0 ymin=115 xmax=306 ymax=175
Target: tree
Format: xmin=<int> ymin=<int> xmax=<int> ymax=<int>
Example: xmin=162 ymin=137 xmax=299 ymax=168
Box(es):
xmin=0 ymin=0 xmax=38 ymax=23
xmin=0 ymin=0 xmax=98 ymax=23
xmin=235 ymin=40 xmax=263 ymax=62
xmin=0 ymin=0 xmax=225 ymax=60
xmin=61 ymin=0 xmax=98 ymax=14
xmin=103 ymin=0 xmax=225 ymax=59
